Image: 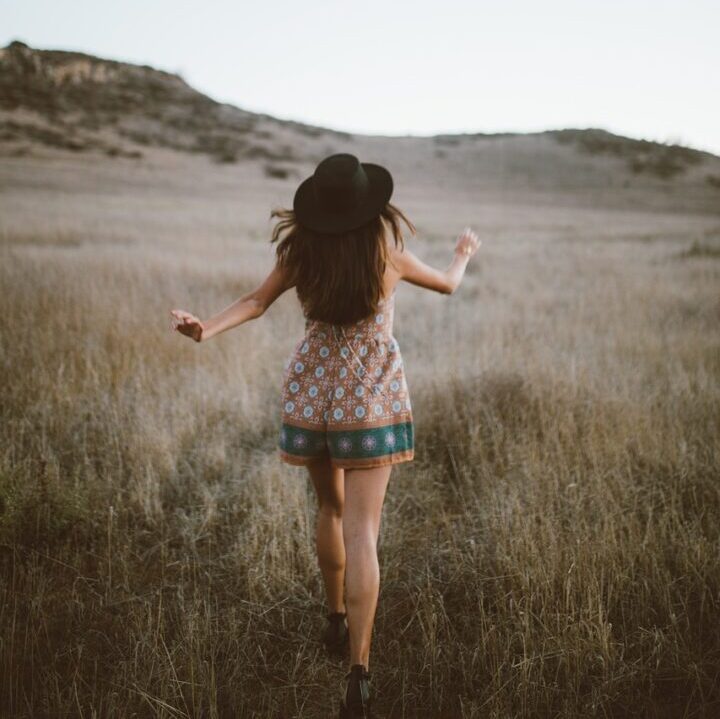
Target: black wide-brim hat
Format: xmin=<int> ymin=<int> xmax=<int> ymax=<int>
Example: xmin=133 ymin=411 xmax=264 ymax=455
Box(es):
xmin=293 ymin=153 xmax=393 ymax=234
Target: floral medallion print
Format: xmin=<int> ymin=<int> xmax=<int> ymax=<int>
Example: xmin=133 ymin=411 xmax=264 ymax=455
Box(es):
xmin=278 ymin=290 xmax=414 ymax=468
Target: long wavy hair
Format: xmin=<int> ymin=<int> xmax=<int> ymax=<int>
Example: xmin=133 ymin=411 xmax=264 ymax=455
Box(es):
xmin=269 ymin=202 xmax=416 ymax=325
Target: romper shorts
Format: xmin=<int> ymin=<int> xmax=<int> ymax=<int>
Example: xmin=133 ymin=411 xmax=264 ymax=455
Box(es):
xmin=277 ymin=291 xmax=414 ymax=469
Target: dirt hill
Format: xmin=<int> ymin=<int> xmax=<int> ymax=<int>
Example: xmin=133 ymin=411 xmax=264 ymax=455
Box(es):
xmin=2 ymin=39 xmax=720 ymax=212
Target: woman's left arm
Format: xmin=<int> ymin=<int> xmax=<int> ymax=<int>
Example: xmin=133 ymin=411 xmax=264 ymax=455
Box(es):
xmin=171 ymin=261 xmax=293 ymax=343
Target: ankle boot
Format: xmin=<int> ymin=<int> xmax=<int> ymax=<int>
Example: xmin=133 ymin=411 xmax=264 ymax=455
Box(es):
xmin=338 ymin=663 xmax=372 ymax=718
xmin=322 ymin=611 xmax=349 ymax=654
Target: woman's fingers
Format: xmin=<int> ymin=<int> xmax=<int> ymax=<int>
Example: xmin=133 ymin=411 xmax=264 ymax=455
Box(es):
xmin=460 ymin=228 xmax=478 ymax=243
xmin=169 ymin=308 xmax=201 ymax=337
xmin=455 ymin=227 xmax=481 ymax=258
xmin=465 ymin=229 xmax=479 ymax=246
xmin=170 ymin=309 xmax=201 ymax=326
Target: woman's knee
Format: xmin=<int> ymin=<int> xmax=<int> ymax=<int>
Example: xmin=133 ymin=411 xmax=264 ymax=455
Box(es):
xmin=307 ymin=457 xmax=345 ymax=515
xmin=318 ymin=500 xmax=344 ymax=520
xmin=342 ymin=522 xmax=379 ymax=553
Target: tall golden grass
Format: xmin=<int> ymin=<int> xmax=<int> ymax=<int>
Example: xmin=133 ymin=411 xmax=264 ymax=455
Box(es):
xmin=1 ymin=156 xmax=719 ymax=717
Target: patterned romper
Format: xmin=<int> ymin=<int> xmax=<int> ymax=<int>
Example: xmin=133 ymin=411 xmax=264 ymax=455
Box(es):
xmin=278 ymin=289 xmax=414 ymax=469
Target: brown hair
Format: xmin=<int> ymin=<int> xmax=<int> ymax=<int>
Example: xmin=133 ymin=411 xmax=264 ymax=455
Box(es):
xmin=269 ymin=202 xmax=416 ymax=325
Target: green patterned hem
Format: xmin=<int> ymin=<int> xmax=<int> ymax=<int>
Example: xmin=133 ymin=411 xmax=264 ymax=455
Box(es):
xmin=278 ymin=424 xmax=326 ymax=457
xmin=279 ymin=421 xmax=413 ymax=460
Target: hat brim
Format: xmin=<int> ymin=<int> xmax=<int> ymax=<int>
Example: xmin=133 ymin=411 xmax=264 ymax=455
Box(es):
xmin=293 ymin=162 xmax=393 ymax=235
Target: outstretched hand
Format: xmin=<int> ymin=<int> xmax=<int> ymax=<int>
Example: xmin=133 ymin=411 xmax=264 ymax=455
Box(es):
xmin=170 ymin=309 xmax=204 ymax=342
xmin=455 ymin=227 xmax=481 ymax=258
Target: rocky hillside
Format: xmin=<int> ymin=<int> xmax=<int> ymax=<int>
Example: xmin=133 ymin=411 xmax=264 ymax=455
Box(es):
xmin=2 ymin=40 xmax=719 ymax=197
xmin=0 ymin=40 xmax=350 ymax=164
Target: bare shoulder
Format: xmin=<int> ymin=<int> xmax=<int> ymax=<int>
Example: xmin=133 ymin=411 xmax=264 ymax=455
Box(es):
xmin=386 ymin=242 xmax=421 ymax=277
xmin=386 ymin=242 xmax=404 ymax=272
xmin=383 ymin=242 xmax=407 ymax=295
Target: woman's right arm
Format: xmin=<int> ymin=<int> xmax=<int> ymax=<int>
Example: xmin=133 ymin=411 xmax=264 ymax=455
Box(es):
xmin=395 ymin=227 xmax=480 ymax=294
xmin=170 ymin=261 xmax=294 ymax=342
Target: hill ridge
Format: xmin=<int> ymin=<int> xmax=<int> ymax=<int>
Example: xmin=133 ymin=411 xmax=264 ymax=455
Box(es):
xmin=1 ymin=39 xmax=719 ymax=190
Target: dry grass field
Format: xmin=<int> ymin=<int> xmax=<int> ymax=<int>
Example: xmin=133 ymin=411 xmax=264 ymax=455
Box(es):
xmin=1 ymin=120 xmax=720 ymax=718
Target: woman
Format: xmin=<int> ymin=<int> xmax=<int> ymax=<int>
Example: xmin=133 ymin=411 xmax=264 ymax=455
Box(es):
xmin=171 ymin=153 xmax=480 ymax=718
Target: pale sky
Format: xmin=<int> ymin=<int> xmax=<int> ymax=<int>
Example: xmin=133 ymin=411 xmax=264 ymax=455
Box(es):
xmin=3 ymin=0 xmax=719 ymax=155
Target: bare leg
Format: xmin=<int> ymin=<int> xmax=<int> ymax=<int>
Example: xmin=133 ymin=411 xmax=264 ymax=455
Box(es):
xmin=307 ymin=455 xmax=346 ymax=614
xmin=343 ymin=464 xmax=392 ymax=671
